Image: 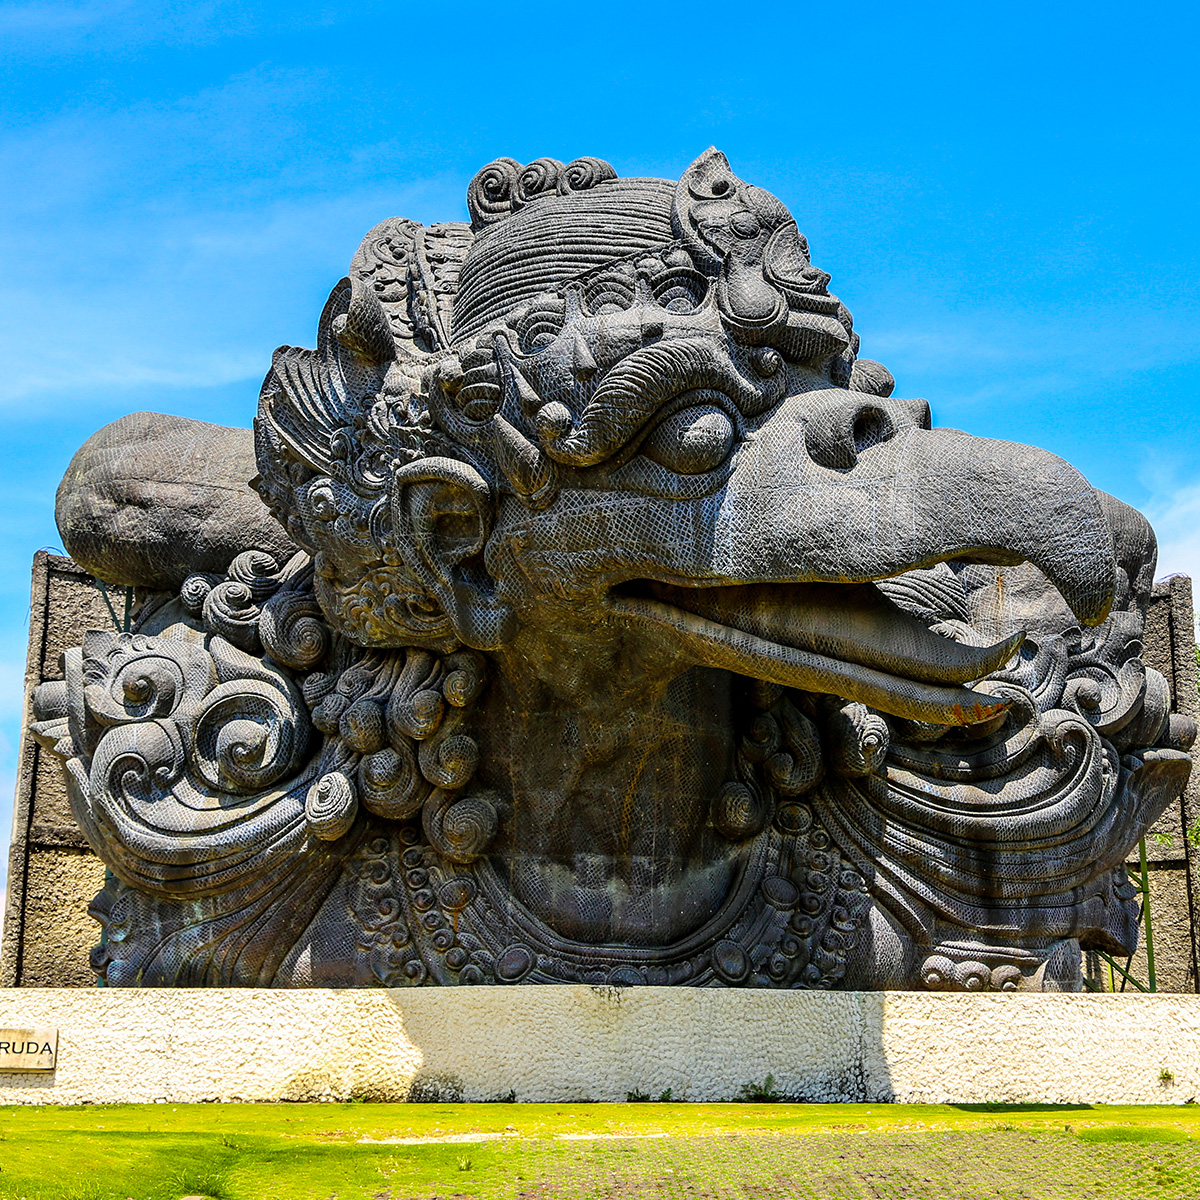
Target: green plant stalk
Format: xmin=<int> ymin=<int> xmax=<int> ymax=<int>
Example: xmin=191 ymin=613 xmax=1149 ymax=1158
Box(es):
xmin=1141 ymin=836 xmax=1157 ymax=993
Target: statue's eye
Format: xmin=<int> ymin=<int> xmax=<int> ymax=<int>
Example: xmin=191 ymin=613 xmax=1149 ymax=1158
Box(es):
xmin=516 ymin=298 xmax=566 ymax=353
xmin=584 ymin=271 xmax=637 ymax=315
xmin=651 ymin=267 xmax=709 ymax=313
xmin=641 ymin=405 xmax=735 ymax=474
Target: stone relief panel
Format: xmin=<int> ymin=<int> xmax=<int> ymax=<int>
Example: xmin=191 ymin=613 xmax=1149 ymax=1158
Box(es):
xmin=31 ymin=150 xmax=1194 ymax=990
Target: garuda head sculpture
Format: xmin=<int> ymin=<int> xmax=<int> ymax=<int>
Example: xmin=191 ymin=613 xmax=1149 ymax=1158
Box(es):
xmin=36 ymin=150 xmax=1194 ymax=991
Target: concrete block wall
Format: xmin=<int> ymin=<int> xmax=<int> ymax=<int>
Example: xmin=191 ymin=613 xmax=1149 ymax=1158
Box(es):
xmin=0 ymin=987 xmax=1197 ymax=1105
xmin=1 ymin=553 xmax=114 ymax=988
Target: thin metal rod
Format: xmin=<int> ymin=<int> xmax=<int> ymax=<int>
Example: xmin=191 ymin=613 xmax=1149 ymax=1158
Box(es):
xmin=1101 ymin=953 xmax=1150 ymax=993
xmin=92 ymin=578 xmax=123 ymax=633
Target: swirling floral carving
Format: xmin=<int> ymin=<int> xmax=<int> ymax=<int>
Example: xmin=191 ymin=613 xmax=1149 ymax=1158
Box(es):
xmin=357 ymin=744 xmax=428 ymax=820
xmin=417 ymin=724 xmax=479 ymax=790
xmin=89 ymin=720 xmax=187 ymax=810
xmin=557 ymin=156 xmax=617 ymax=194
xmin=339 ymin=698 xmax=387 ymax=752
xmin=516 ymin=158 xmax=563 ymax=206
xmin=764 ymin=700 xmax=823 ymax=795
xmin=442 ymin=649 xmax=486 ymax=708
xmin=75 ymin=631 xmax=215 ymax=741
xmin=714 ymin=781 xmax=769 ymax=840
xmin=824 ymin=700 xmax=889 ymax=777
xmin=466 ymin=156 xmax=617 ymax=228
xmin=180 ymin=573 xmax=220 ymax=615
xmin=202 ymin=580 xmax=262 ymax=653
xmin=1061 ymin=616 xmax=1156 ymax=739
xmin=423 ymin=789 xmax=498 ymax=864
xmin=227 ymin=549 xmax=288 ymax=597
xmin=110 ymin=656 xmax=185 ymax=720
xmin=192 ymin=677 xmax=311 ymax=794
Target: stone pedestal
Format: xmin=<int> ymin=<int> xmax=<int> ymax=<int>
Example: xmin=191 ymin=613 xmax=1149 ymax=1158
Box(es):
xmin=0 ymin=987 xmax=1197 ymax=1105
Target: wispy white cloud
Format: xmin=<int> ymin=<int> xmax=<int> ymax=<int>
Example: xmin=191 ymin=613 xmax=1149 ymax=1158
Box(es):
xmin=1144 ymin=481 xmax=1200 ymax=594
xmin=0 ymin=1 xmax=345 ymax=51
xmin=0 ymin=68 xmax=463 ymax=409
xmin=0 ymin=1 xmax=128 ymax=34
xmin=865 ymin=306 xmax=1200 ymax=406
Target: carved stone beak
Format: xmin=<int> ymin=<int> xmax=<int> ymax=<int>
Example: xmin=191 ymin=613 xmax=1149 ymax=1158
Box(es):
xmin=589 ymin=389 xmax=1115 ymax=725
xmin=710 ymin=392 xmax=1115 ymax=629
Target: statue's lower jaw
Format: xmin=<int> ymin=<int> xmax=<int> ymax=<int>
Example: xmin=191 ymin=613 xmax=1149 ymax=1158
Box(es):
xmin=609 ymin=580 xmax=1018 ymax=726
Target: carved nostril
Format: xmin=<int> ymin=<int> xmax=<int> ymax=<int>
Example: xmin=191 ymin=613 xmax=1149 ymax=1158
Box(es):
xmin=805 ymin=396 xmax=909 ymax=470
xmin=852 ymin=408 xmax=893 ymax=454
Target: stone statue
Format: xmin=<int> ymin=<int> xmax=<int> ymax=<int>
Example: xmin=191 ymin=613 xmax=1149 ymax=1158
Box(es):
xmin=31 ymin=150 xmax=1194 ymax=990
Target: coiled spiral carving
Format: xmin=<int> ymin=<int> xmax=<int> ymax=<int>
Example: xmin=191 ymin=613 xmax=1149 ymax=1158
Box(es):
xmin=180 ymin=573 xmax=220 ymax=615
xmin=227 ymin=550 xmax=288 ymax=597
xmin=106 ymin=655 xmax=187 ymax=722
xmin=516 ymin=158 xmax=563 ymax=206
xmin=467 ymin=158 xmax=522 ymax=229
xmin=423 ymin=790 xmax=498 ymax=864
xmin=764 ymin=702 xmax=824 ymax=796
xmin=89 ymin=720 xmax=186 ymax=810
xmin=202 ymin=580 xmax=262 ymax=654
xmin=299 ymin=641 xmax=493 ymax=857
xmin=825 ymin=700 xmax=890 ymax=777
xmin=713 ymin=781 xmax=770 ymax=841
xmin=467 ymin=156 xmax=618 ymax=228
xmin=192 ymin=678 xmax=311 ymax=794
xmin=557 ymin=156 xmax=617 ymax=194
xmin=357 ymin=745 xmax=428 ymax=820
xmin=305 ymin=771 xmax=358 ymax=841
xmin=260 ymin=589 xmax=330 ymax=671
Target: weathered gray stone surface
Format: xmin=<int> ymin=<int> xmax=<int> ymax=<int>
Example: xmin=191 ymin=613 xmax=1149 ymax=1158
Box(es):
xmin=1117 ymin=574 xmax=1200 ymax=993
xmin=23 ymin=150 xmax=1198 ymax=992
xmin=9 ymin=554 xmax=1198 ymax=990
xmin=57 ymin=411 xmax=296 ymax=591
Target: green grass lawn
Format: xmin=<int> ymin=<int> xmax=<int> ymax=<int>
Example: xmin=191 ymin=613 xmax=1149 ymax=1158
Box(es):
xmin=2 ymin=1102 xmax=1199 ymax=1199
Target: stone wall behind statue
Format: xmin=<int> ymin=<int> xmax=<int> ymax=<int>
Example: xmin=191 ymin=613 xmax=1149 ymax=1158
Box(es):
xmin=3 ymin=554 xmax=1199 ymax=991
xmin=1 ymin=554 xmax=115 ymax=987
xmin=1113 ymin=573 xmax=1200 ymax=994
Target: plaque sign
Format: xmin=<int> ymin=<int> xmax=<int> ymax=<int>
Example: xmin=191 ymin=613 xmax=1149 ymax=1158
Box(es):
xmin=0 ymin=1029 xmax=58 ymax=1072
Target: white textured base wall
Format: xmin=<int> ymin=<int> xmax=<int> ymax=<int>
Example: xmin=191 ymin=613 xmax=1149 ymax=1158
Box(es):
xmin=0 ymin=987 xmax=1197 ymax=1106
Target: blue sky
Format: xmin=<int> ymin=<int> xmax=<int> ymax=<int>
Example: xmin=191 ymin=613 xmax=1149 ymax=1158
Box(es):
xmin=2 ymin=0 xmax=1198 ymax=904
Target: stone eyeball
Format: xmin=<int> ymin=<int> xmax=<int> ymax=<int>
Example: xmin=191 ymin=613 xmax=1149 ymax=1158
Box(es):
xmin=641 ymin=405 xmax=735 ymax=474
